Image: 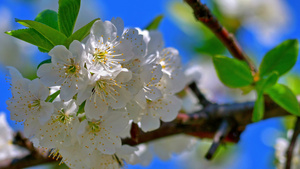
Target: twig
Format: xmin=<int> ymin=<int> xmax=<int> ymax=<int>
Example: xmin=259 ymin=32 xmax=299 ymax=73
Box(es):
xmin=188 ymin=81 xmax=212 ymax=107
xmin=285 ymin=117 xmax=300 ymax=169
xmin=205 ymin=119 xmax=232 ymax=160
xmin=184 ymin=0 xmax=256 ymax=73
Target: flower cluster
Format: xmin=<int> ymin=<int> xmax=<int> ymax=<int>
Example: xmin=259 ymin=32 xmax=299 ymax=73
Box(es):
xmin=6 ymin=18 xmax=186 ymax=168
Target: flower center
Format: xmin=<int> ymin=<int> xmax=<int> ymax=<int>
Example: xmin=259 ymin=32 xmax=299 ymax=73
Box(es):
xmin=93 ymin=48 xmax=108 ymax=63
xmin=88 ymin=121 xmax=102 ymax=133
xmin=28 ymin=100 xmax=40 ymax=109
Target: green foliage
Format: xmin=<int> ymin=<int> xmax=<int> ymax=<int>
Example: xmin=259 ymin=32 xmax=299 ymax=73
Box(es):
xmin=265 ymin=84 xmax=300 ymax=116
xmin=255 ymin=72 xmax=279 ymax=94
xmin=6 ymin=0 xmax=100 ymax=53
xmin=145 ymin=15 xmax=164 ymax=30
xmin=64 ymin=18 xmax=100 ymax=48
xmin=58 ymin=0 xmax=81 ymax=37
xmin=212 ymin=55 xmax=253 ymax=88
xmin=34 ymin=10 xmax=59 ymax=30
xmin=5 ymin=28 xmax=54 ymax=52
xmin=37 ymin=59 xmax=51 ymax=69
xmin=16 ymin=19 xmax=67 ymax=46
xmin=252 ymin=94 xmax=264 ymax=122
xmin=46 ymin=90 xmax=60 ymax=102
xmin=259 ymin=39 xmax=299 ymax=77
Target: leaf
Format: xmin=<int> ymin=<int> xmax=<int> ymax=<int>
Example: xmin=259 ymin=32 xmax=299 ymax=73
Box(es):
xmin=34 ymin=9 xmax=59 ymax=30
xmin=256 ymin=71 xmax=279 ymax=94
xmin=64 ymin=18 xmax=100 ymax=48
xmin=5 ymin=28 xmax=54 ymax=52
xmin=37 ymin=59 xmax=51 ymax=69
xmin=266 ymin=84 xmax=300 ymax=116
xmin=58 ymin=0 xmax=81 ymax=37
xmin=46 ymin=90 xmax=60 ymax=103
xmin=16 ymin=19 xmax=67 ymax=46
xmin=145 ymin=15 xmax=164 ymax=30
xmin=212 ymin=55 xmax=253 ymax=88
xmin=252 ymin=93 xmax=264 ymax=122
xmin=77 ymin=101 xmax=86 ymax=116
xmin=259 ymin=39 xmax=299 ymax=77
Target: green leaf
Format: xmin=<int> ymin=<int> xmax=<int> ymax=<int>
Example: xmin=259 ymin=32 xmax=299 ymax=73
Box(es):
xmin=252 ymin=93 xmax=264 ymax=122
xmin=259 ymin=39 xmax=299 ymax=77
xmin=256 ymin=71 xmax=279 ymax=94
xmin=58 ymin=0 xmax=81 ymax=37
xmin=77 ymin=101 xmax=86 ymax=116
xmin=64 ymin=18 xmax=100 ymax=48
xmin=145 ymin=15 xmax=164 ymax=30
xmin=266 ymin=84 xmax=300 ymax=116
xmin=16 ymin=19 xmax=67 ymax=46
xmin=34 ymin=9 xmax=59 ymax=30
xmin=37 ymin=59 xmax=51 ymax=69
xmin=212 ymin=55 xmax=253 ymax=88
xmin=5 ymin=28 xmax=54 ymax=52
xmin=46 ymin=90 xmax=60 ymax=102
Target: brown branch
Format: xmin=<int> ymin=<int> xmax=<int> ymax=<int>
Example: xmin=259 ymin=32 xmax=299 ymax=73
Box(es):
xmin=205 ymin=119 xmax=232 ymax=160
xmin=285 ymin=117 xmax=300 ymax=169
xmin=184 ymin=0 xmax=256 ymax=73
xmin=188 ymin=81 xmax=212 ymax=107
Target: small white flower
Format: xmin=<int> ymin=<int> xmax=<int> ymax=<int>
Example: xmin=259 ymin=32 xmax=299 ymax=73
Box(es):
xmin=85 ymin=18 xmax=146 ymax=73
xmin=35 ymin=99 xmax=79 ymax=149
xmin=77 ymin=109 xmax=129 ymax=154
xmin=127 ymin=94 xmax=182 ymax=132
xmin=0 ymin=113 xmax=29 ymax=167
xmin=6 ymin=67 xmax=54 ymax=137
xmin=37 ymin=40 xmax=88 ymax=101
xmin=77 ymin=70 xmax=132 ymax=120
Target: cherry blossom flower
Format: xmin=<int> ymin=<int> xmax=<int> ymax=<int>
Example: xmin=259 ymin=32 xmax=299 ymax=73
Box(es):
xmin=6 ymin=67 xmax=54 ymax=138
xmin=37 ymin=40 xmax=88 ymax=101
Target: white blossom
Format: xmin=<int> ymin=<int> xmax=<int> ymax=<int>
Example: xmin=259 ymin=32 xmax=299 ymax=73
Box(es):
xmin=85 ymin=18 xmax=145 ymax=73
xmin=77 ymin=109 xmax=129 ymax=154
xmin=0 ymin=113 xmax=29 ymax=167
xmin=6 ymin=67 xmax=54 ymax=138
xmin=35 ymin=99 xmax=79 ymax=149
xmin=77 ymin=69 xmax=132 ymax=120
xmin=37 ymin=40 xmax=88 ymax=101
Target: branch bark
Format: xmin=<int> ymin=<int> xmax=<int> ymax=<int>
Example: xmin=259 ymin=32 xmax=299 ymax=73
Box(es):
xmin=285 ymin=117 xmax=300 ymax=169
xmin=184 ymin=0 xmax=256 ymax=73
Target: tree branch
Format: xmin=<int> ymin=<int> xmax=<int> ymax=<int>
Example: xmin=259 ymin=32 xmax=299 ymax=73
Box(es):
xmin=285 ymin=117 xmax=300 ymax=169
xmin=184 ymin=0 xmax=256 ymax=73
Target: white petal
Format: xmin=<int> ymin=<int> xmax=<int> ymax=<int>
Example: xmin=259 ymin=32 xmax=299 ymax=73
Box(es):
xmin=69 ymin=40 xmax=85 ymax=63
xmin=115 ymin=69 xmax=132 ymax=83
xmin=111 ymin=17 xmax=124 ymax=38
xmin=158 ymin=95 xmax=182 ymax=122
xmin=49 ymin=45 xmax=72 ymax=65
xmin=147 ymin=31 xmax=164 ymax=55
xmin=91 ymin=20 xmax=117 ymax=44
xmin=85 ymin=95 xmax=108 ymax=120
xmin=29 ymin=79 xmax=49 ymax=101
xmin=107 ymin=87 xmax=131 ymax=109
xmin=102 ymin=109 xmax=129 ymax=134
xmin=134 ymin=90 xmax=147 ymax=109
xmin=60 ymin=80 xmax=77 ymax=101
xmin=140 ymin=114 xmax=160 ymax=132
xmin=6 ymin=66 xmax=23 ymax=84
xmin=38 ymin=101 xmax=54 ymax=125
xmin=37 ymin=63 xmax=64 ymax=87
xmin=144 ymin=86 xmax=162 ymax=101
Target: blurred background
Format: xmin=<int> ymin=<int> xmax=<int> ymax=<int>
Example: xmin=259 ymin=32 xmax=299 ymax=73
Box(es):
xmin=0 ymin=0 xmax=299 ymax=168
